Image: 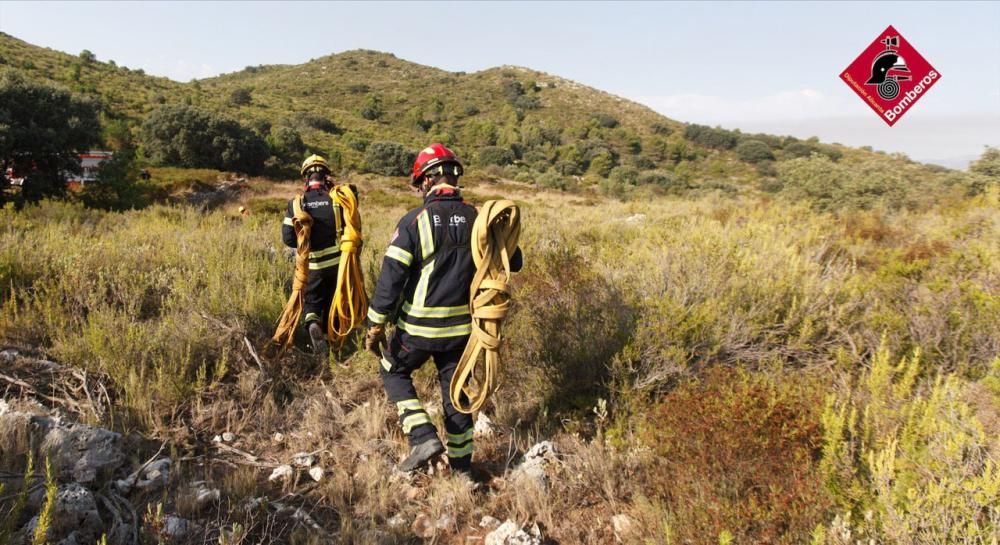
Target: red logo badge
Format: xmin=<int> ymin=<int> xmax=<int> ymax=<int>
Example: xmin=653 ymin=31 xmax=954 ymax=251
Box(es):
xmin=840 ymin=25 xmax=941 ymax=126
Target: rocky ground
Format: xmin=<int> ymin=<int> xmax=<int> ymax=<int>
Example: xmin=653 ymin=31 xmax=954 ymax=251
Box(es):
xmin=1 ymin=346 xmax=629 ymax=545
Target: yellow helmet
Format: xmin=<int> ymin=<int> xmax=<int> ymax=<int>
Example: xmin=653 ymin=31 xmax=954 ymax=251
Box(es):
xmin=301 ymin=154 xmax=330 ymax=176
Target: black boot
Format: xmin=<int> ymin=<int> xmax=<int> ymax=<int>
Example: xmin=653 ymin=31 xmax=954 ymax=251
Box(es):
xmin=307 ymin=322 xmax=328 ymax=354
xmin=399 ymin=437 xmax=445 ymax=472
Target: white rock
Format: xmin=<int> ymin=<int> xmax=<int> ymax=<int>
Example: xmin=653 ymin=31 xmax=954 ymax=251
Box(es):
xmin=292 ymin=452 xmax=315 ymax=467
xmin=612 ymin=514 xmax=634 ymax=541
xmin=269 ymin=464 xmax=294 ymax=482
xmin=474 ymin=413 xmax=497 ymax=439
xmin=484 ymin=520 xmax=542 ymax=545
xmin=212 ymin=435 xmax=222 ymax=443
xmin=308 ymin=467 xmax=325 ymax=482
xmin=163 ymin=515 xmax=190 ymax=538
xmin=34 ymin=417 xmax=125 ymax=484
xmin=511 ymin=441 xmax=557 ymax=490
xmin=436 ymin=513 xmax=457 ymax=532
xmin=136 ymin=458 xmax=171 ymax=490
xmin=194 ymin=487 xmax=220 ymax=508
xmin=222 ymin=432 xmax=235 ymax=442
xmin=272 ymin=432 xmax=285 ymax=444
xmin=480 ymin=515 xmax=502 ymax=529
xmin=387 ymin=514 xmax=407 ymax=528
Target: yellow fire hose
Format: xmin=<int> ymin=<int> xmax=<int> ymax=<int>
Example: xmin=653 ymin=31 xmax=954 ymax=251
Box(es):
xmin=272 ymin=196 xmax=312 ymax=350
xmin=449 ymin=200 xmax=521 ymax=414
xmin=327 ymin=185 xmax=368 ymax=347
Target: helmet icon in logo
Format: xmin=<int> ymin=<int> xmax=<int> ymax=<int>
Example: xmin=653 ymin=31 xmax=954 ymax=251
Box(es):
xmin=865 ymin=35 xmax=911 ymax=100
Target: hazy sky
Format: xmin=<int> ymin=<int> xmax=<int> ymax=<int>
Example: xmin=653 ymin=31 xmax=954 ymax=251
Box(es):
xmin=1 ymin=1 xmax=997 ymax=166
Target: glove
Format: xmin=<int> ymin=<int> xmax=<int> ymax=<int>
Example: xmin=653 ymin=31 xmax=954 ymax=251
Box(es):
xmin=365 ymin=324 xmax=386 ymax=358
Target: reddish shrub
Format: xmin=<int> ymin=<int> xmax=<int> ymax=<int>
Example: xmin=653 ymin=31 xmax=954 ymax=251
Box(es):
xmin=639 ymin=367 xmax=831 ymax=544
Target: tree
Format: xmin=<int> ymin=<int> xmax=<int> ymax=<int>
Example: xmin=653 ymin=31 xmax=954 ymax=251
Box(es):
xmin=477 ymin=146 xmax=515 ymax=166
xmin=970 ymin=146 xmax=1000 ymax=178
xmin=266 ymin=126 xmax=306 ymax=163
xmin=735 ymin=139 xmax=775 ymax=163
xmin=363 ymin=141 xmax=414 ymax=176
xmin=684 ymin=124 xmax=739 ymax=150
xmin=79 ymin=49 xmax=96 ymax=63
xmin=0 ymin=70 xmax=102 ymax=204
xmin=139 ymin=104 xmax=267 ymax=174
xmin=80 ymin=147 xmax=145 ymax=211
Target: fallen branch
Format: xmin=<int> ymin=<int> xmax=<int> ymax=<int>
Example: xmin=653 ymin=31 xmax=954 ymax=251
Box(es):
xmin=0 ymin=371 xmax=87 ymax=415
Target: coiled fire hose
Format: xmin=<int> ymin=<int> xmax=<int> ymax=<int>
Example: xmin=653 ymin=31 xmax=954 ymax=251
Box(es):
xmin=327 ymin=185 xmax=368 ymax=346
xmin=272 ymin=196 xmax=312 ymax=350
xmin=449 ymin=200 xmax=521 ymax=414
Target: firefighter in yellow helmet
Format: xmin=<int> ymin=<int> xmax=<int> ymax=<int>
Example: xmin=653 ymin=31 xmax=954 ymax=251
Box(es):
xmin=281 ymin=155 xmax=343 ymax=353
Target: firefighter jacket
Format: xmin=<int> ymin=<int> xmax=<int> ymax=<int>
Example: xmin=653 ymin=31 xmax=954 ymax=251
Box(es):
xmin=367 ymin=185 xmax=522 ymax=352
xmin=282 ymin=185 xmax=343 ymax=272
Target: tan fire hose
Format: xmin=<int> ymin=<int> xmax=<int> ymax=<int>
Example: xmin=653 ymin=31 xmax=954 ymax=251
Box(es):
xmin=271 ymin=196 xmax=312 ymax=350
xmin=449 ymin=200 xmax=521 ymax=414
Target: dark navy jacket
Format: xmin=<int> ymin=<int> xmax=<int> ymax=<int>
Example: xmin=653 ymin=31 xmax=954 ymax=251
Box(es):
xmin=367 ymin=185 xmax=522 ymax=352
xmin=282 ymin=184 xmax=343 ymax=271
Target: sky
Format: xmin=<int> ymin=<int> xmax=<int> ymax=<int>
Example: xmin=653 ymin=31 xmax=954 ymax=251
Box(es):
xmin=1 ymin=1 xmax=998 ymax=167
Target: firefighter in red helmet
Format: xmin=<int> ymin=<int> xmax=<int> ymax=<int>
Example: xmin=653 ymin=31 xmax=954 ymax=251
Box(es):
xmin=365 ymin=144 xmax=522 ymax=475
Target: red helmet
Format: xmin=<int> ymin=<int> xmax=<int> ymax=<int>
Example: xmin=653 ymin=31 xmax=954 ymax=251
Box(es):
xmin=411 ymin=143 xmax=464 ymax=186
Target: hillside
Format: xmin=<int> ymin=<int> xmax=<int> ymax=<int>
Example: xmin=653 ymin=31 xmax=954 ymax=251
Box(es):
xmin=2 ymin=30 xmax=970 ymax=207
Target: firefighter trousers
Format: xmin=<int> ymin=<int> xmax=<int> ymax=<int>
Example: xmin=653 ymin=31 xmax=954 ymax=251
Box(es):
xmin=380 ymin=331 xmax=473 ymax=471
xmin=303 ymin=266 xmax=338 ymax=328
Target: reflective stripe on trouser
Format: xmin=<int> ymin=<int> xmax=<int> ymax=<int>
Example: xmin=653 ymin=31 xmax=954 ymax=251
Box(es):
xmin=447 ymin=428 xmax=474 ymax=458
xmin=380 ymin=331 xmax=473 ymax=465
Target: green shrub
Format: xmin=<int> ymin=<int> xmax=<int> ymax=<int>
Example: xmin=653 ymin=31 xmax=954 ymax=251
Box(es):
xmin=80 ymin=148 xmax=146 ymax=211
xmin=360 ymin=94 xmax=382 ymax=120
xmin=650 ymin=122 xmax=673 ymax=135
xmin=817 ymin=341 xmax=1000 ymax=543
xmin=266 ymin=126 xmax=306 ymax=165
xmin=228 ymin=87 xmax=252 ymax=106
xmin=684 ymin=124 xmax=739 ymax=150
xmin=735 ymin=139 xmax=775 ymax=163
xmin=512 ymin=95 xmax=540 ymax=110
xmin=637 ymin=170 xmax=681 ymax=191
xmin=777 ymin=155 xmax=910 ymax=210
xmin=363 ymin=141 xmax=414 ymax=176
xmin=608 ymin=166 xmax=639 ymax=186
xmin=535 ymin=171 xmax=568 ymax=191
xmin=592 ymin=113 xmax=619 ymax=129
xmin=287 ymin=112 xmax=340 ymax=134
xmin=477 ymin=146 xmax=515 ymax=166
